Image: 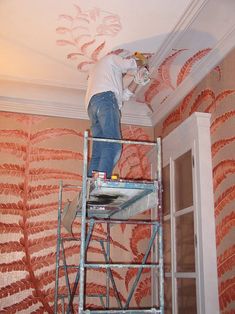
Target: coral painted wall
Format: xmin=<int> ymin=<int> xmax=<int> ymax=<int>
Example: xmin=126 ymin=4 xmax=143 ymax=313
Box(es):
xmin=155 ymin=48 xmax=235 ymax=313
xmin=0 ymin=112 xmax=154 ymax=312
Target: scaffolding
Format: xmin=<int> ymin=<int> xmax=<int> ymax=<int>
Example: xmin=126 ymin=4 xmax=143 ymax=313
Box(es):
xmin=54 ymin=131 xmax=164 ymax=314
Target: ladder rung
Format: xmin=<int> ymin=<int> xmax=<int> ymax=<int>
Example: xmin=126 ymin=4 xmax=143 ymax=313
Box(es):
xmin=57 ymin=293 xmax=106 ymax=298
xmin=84 ymin=263 xmax=159 ymax=269
xmin=84 ymin=308 xmax=162 ymax=314
xmin=58 ymin=263 xmax=159 ymax=269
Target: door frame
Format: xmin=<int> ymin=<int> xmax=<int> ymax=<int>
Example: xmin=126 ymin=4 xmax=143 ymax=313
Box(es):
xmin=150 ymin=112 xmax=219 ymax=313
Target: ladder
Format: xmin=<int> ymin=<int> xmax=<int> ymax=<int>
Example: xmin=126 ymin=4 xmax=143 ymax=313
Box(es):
xmin=54 ymin=131 xmax=164 ymax=313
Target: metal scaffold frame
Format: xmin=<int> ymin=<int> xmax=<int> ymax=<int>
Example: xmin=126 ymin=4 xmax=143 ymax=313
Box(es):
xmin=54 ymin=131 xmax=164 ymax=314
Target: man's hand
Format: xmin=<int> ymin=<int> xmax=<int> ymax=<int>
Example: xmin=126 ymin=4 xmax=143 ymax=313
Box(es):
xmin=134 ymin=67 xmax=150 ymax=86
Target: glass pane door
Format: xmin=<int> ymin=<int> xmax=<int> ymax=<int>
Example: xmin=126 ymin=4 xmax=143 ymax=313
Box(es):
xmin=163 ymin=149 xmax=197 ymax=314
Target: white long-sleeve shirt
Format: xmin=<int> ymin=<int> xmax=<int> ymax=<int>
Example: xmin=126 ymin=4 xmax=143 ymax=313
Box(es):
xmin=85 ymin=54 xmax=137 ymax=110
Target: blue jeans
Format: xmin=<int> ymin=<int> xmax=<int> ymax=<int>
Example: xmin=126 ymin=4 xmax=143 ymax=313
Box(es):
xmin=87 ymin=91 xmax=122 ymax=178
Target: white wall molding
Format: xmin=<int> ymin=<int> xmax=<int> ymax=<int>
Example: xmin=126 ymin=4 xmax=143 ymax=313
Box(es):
xmin=0 ymin=95 xmax=88 ymax=120
xmin=0 ymin=80 xmax=152 ymax=126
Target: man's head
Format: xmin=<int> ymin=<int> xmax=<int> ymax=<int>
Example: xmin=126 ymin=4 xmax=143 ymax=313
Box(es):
xmin=133 ymin=51 xmax=148 ymax=67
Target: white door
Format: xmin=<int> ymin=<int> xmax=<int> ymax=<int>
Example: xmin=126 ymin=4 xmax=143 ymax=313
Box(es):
xmin=161 ymin=112 xmax=219 ymax=314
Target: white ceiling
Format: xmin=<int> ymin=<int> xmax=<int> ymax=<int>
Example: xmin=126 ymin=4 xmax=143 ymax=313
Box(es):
xmin=0 ymin=0 xmax=235 ymax=126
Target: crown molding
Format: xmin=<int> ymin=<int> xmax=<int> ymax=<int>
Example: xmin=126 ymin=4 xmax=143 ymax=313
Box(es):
xmin=149 ymin=0 xmax=208 ymax=69
xmin=150 ymin=23 xmax=235 ymax=126
xmin=0 ymin=93 xmax=152 ymax=127
xmin=0 ymin=95 xmax=89 ymax=120
xmin=0 ymin=77 xmax=153 ymax=126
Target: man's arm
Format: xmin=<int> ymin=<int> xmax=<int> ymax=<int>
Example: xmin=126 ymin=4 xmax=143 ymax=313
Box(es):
xmin=122 ymin=79 xmax=139 ymax=102
xmin=127 ymin=79 xmax=139 ymax=94
xmin=122 ymin=66 xmax=150 ymax=101
xmin=122 ymin=52 xmax=150 ymax=101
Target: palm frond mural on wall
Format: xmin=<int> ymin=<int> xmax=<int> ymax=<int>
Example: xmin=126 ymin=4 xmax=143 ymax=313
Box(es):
xmin=158 ymin=49 xmax=235 ymax=313
xmin=0 ymin=114 xmax=84 ymax=312
xmin=0 ymin=113 xmax=154 ymax=312
xmin=136 ymin=48 xmax=222 ymax=111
